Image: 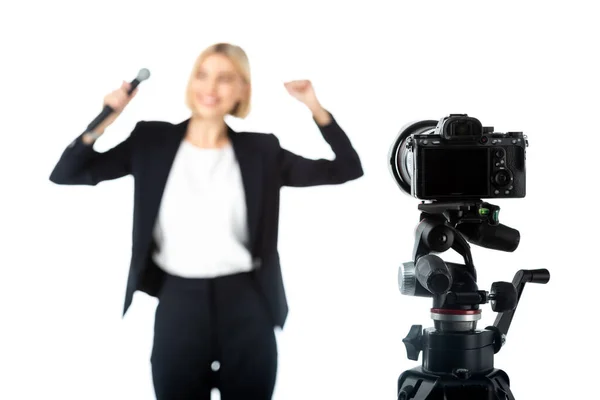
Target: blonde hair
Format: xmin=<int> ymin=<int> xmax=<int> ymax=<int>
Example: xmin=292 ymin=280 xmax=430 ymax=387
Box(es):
xmin=185 ymin=43 xmax=251 ymax=118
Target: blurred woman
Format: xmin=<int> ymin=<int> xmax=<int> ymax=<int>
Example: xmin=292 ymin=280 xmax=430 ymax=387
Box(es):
xmin=49 ymin=42 xmax=363 ymax=399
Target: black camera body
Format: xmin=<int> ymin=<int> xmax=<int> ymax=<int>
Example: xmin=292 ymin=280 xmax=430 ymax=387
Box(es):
xmin=391 ymin=114 xmax=527 ymax=201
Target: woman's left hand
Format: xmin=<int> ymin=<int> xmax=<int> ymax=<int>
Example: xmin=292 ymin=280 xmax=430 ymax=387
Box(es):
xmin=284 ymin=79 xmax=331 ymax=125
xmin=284 ymin=80 xmax=321 ymax=110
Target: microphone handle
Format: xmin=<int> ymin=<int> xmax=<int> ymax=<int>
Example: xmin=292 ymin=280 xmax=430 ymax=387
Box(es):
xmin=86 ymin=77 xmax=142 ymax=132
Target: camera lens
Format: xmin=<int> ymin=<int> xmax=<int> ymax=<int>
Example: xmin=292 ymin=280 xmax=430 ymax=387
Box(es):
xmin=493 ymin=170 xmax=511 ymax=187
xmin=389 ymin=120 xmax=438 ymax=196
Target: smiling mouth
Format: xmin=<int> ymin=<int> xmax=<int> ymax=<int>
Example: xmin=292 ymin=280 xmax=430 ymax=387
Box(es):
xmin=197 ymin=94 xmax=219 ymax=107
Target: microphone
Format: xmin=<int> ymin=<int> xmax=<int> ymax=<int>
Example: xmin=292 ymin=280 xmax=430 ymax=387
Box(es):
xmin=86 ymin=68 xmax=151 ymax=133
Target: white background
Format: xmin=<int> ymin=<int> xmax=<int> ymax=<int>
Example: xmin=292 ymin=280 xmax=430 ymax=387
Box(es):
xmin=2 ymin=0 xmax=598 ymax=398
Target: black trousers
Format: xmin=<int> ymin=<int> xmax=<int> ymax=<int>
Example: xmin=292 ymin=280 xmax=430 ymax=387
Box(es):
xmin=150 ymin=271 xmax=278 ymax=399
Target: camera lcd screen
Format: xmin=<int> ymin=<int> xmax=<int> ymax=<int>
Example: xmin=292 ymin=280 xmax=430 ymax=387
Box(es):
xmin=417 ymin=147 xmax=490 ymax=198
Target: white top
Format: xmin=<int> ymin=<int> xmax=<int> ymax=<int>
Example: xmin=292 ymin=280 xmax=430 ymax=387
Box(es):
xmin=151 ymin=140 xmax=253 ymax=278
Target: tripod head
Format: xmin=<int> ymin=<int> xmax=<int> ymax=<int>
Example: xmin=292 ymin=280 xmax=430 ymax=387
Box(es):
xmin=399 ymin=200 xmax=550 ymax=360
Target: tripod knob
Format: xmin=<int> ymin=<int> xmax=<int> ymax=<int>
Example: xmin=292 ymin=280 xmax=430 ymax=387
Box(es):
xmin=399 ymin=262 xmax=417 ymax=296
xmin=402 ymin=325 xmax=423 ymax=361
xmin=489 ymin=281 xmax=518 ymax=312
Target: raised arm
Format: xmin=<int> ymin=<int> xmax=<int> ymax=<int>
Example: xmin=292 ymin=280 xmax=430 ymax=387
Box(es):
xmin=49 ymin=123 xmax=141 ymax=185
xmin=276 ymin=80 xmax=363 ymax=187
xmin=49 ymin=80 xmax=140 ymax=186
xmin=275 ymin=112 xmax=363 ymax=187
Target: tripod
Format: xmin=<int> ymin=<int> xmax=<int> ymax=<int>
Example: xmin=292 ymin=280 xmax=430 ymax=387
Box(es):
xmin=396 ymin=200 xmax=549 ymax=400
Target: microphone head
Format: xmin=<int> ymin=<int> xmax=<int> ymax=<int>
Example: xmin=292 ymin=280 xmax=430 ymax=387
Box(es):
xmin=136 ymin=68 xmax=151 ymax=81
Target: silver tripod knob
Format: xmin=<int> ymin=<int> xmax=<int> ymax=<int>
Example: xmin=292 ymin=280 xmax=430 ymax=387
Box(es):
xmin=399 ymin=262 xmax=417 ymax=296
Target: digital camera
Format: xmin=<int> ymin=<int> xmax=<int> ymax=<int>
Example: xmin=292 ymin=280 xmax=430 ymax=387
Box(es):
xmin=389 ymin=114 xmax=527 ymax=200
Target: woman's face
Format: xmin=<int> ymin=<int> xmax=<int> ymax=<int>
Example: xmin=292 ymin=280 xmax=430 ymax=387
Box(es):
xmin=189 ymin=53 xmax=246 ymax=119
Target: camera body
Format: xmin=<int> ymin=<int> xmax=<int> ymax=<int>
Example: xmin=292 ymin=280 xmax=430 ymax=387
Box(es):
xmin=400 ymin=114 xmax=527 ymax=200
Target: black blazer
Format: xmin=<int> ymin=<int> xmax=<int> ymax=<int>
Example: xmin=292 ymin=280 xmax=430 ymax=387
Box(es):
xmin=49 ymin=112 xmax=363 ymax=328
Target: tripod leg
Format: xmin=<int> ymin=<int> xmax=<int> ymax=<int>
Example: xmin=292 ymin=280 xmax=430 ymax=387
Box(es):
xmin=398 ymin=381 xmax=436 ymax=400
xmin=398 ymin=368 xmax=515 ymax=400
xmin=397 ymin=369 xmax=436 ymax=400
xmin=488 ymin=369 xmax=514 ymax=400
